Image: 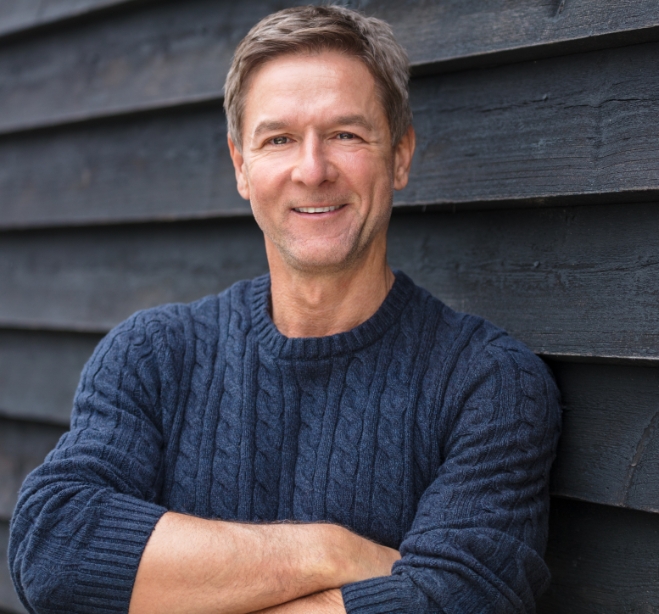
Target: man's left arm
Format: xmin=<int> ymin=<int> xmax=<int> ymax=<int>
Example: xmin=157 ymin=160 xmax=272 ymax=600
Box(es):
xmin=338 ymin=341 xmax=561 ymax=614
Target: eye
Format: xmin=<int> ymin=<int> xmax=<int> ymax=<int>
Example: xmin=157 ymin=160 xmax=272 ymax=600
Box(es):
xmin=337 ymin=132 xmax=356 ymax=140
xmin=270 ymin=136 xmax=289 ymax=145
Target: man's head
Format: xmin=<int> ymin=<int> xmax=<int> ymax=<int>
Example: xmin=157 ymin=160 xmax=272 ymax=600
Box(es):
xmin=225 ymin=5 xmax=415 ymax=276
xmin=224 ymin=5 xmax=412 ymax=151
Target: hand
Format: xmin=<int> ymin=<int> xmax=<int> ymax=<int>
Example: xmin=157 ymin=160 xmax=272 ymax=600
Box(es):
xmin=253 ymin=589 xmax=346 ymax=613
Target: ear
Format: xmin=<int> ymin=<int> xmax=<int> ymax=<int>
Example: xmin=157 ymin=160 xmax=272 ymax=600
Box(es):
xmin=228 ymin=135 xmax=250 ymax=200
xmin=393 ymin=125 xmax=416 ymax=191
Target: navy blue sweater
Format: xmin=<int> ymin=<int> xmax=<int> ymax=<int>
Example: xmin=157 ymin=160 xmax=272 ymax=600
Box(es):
xmin=9 ymin=271 xmax=560 ymax=614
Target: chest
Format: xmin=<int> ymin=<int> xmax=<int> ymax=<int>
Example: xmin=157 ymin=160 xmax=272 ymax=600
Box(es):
xmin=162 ymin=342 xmax=441 ymax=547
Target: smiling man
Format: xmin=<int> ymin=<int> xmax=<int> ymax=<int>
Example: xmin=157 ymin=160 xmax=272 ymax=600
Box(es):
xmin=9 ymin=6 xmax=561 ymax=614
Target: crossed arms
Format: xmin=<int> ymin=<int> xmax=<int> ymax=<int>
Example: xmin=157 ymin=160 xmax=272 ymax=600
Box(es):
xmin=128 ymin=512 xmax=399 ymax=614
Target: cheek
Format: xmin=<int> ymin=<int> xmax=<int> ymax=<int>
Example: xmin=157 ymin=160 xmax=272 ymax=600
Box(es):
xmin=336 ymin=150 xmax=393 ymax=192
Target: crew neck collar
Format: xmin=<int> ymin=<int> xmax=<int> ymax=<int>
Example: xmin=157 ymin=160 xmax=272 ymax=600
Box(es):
xmin=249 ymin=269 xmax=415 ymax=360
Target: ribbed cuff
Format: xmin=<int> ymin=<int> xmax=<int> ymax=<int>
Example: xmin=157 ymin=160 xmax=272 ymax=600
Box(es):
xmin=72 ymin=493 xmax=167 ymax=613
xmin=342 ymin=574 xmax=438 ymax=614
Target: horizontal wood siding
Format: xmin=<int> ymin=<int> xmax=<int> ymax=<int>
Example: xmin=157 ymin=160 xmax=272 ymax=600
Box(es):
xmin=4 ymin=40 xmax=659 ymax=228
xmin=0 ymin=0 xmax=136 ymax=39
xmin=0 ymin=521 xmax=26 ymax=613
xmin=0 ymin=219 xmax=268 ymax=332
xmin=0 ymin=106 xmax=248 ymax=229
xmin=0 ymin=330 xmax=100 ymax=425
xmin=1 ymin=0 xmax=658 ymax=611
xmin=538 ymin=498 xmax=659 ymax=613
xmin=3 ymin=205 xmax=657 ymax=360
xmin=549 ymin=361 xmax=659 ymax=512
xmin=371 ymin=0 xmax=659 ymax=73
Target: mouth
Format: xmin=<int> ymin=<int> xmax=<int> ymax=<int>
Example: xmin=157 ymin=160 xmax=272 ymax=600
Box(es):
xmin=293 ymin=204 xmax=346 ymax=214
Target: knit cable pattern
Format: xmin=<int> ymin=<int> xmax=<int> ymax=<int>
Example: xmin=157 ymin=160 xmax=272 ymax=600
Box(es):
xmin=9 ymin=271 xmax=560 ymax=614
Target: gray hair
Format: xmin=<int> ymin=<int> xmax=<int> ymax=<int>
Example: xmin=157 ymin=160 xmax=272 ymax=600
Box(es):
xmin=224 ymin=5 xmax=412 ymax=150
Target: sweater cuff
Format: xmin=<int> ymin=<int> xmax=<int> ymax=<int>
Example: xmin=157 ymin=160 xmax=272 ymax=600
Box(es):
xmin=72 ymin=493 xmax=167 ymax=613
xmin=342 ymin=574 xmax=443 ymax=614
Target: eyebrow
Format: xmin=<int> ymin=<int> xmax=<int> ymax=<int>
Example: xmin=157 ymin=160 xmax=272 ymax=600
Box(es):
xmin=252 ymin=114 xmax=375 ymax=139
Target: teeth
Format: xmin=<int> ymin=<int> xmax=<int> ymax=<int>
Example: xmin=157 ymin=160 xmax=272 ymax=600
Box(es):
xmin=294 ymin=205 xmax=342 ymax=213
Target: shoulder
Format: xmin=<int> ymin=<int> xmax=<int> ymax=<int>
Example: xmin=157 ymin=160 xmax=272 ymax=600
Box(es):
xmin=398 ymin=270 xmax=559 ymax=409
xmin=85 ymin=276 xmax=264 ymax=380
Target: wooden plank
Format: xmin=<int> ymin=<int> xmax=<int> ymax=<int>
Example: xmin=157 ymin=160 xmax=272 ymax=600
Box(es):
xmin=549 ymin=361 xmax=659 ymax=513
xmin=0 ymin=0 xmax=298 ymax=135
xmin=370 ymin=0 xmax=659 ymax=74
xmin=0 ymin=106 xmax=249 ymax=229
xmin=0 ymin=0 xmax=140 ymax=40
xmin=0 ymin=521 xmax=28 ymax=614
xmin=0 ymin=204 xmax=658 ymax=359
xmin=538 ymin=498 xmax=659 ymax=613
xmin=0 ymin=218 xmax=269 ymax=332
xmin=0 ymin=330 xmax=100 ymax=425
xmin=4 ymin=40 xmax=659 ymax=228
xmin=387 ymin=203 xmax=659 ymax=359
xmin=0 ymin=418 xmax=66 ymax=521
xmin=400 ymin=39 xmax=659 ymax=209
xmin=1 ymin=0 xmax=659 ymax=136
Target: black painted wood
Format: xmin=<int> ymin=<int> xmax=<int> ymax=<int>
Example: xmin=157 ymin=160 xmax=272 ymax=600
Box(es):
xmin=0 ymin=0 xmax=302 ymax=135
xmin=0 ymin=218 xmax=269 ymax=332
xmin=0 ymin=418 xmax=66 ymax=522
xmin=549 ymin=361 xmax=659 ymax=513
xmin=538 ymin=498 xmax=659 ymax=613
xmin=0 ymin=0 xmax=140 ymax=40
xmin=0 ymin=330 xmax=100 ymax=425
xmin=4 ymin=40 xmax=659 ymax=228
xmin=370 ymin=0 xmax=659 ymax=74
xmin=0 ymin=106 xmax=249 ymax=229
xmin=388 ymin=204 xmax=659 ymax=359
xmin=1 ymin=205 xmax=658 ymax=360
xmin=1 ymin=0 xmax=659 ymax=135
xmin=0 ymin=523 xmax=25 ymax=614
xmin=401 ymin=40 xmax=659 ymax=209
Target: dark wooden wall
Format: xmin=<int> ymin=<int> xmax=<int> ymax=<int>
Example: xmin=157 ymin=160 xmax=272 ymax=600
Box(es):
xmin=1 ymin=1 xmax=658 ymax=612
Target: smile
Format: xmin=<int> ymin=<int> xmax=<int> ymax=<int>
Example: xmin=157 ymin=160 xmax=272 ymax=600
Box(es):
xmin=293 ymin=205 xmax=345 ymax=214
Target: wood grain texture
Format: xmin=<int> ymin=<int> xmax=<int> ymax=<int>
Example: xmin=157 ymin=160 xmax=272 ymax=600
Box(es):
xmin=400 ymin=40 xmax=659 ymax=209
xmin=387 ymin=204 xmax=659 ymax=359
xmin=0 ymin=418 xmax=66 ymax=521
xmin=0 ymin=521 xmax=27 ymax=614
xmin=0 ymin=0 xmax=304 ymax=135
xmin=3 ymin=40 xmax=659 ymax=228
xmin=0 ymin=106 xmax=249 ymax=228
xmin=0 ymin=330 xmax=100 ymax=425
xmin=549 ymin=361 xmax=659 ymax=513
xmin=0 ymin=0 xmax=139 ymax=39
xmin=1 ymin=0 xmax=658 ymax=135
xmin=1 ymin=203 xmax=658 ymax=356
xmin=0 ymin=218 xmax=269 ymax=332
xmin=369 ymin=0 xmax=659 ymax=73
xmin=538 ymin=498 xmax=659 ymax=613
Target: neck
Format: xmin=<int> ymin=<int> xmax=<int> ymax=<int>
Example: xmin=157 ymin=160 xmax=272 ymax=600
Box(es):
xmin=267 ymin=245 xmax=395 ymax=339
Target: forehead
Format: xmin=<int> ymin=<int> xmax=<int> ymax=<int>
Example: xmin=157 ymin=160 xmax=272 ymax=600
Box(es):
xmin=242 ymin=51 xmax=386 ymax=131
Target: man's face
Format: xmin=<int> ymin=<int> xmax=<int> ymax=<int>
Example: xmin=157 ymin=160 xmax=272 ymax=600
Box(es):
xmin=228 ymin=51 xmax=414 ymax=274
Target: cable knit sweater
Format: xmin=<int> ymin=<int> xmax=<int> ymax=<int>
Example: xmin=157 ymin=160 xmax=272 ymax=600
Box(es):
xmin=9 ymin=270 xmax=560 ymax=614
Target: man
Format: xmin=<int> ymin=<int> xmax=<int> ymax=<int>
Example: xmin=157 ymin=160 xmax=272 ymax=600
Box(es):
xmin=9 ymin=6 xmax=560 ymax=614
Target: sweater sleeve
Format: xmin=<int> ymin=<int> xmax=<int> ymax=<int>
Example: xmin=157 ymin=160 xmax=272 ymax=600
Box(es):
xmin=342 ymin=339 xmax=561 ymax=614
xmin=8 ymin=310 xmax=181 ymax=614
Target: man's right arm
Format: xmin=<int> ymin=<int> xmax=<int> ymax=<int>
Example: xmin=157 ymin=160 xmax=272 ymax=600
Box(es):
xmin=128 ymin=512 xmax=399 ymax=614
xmin=9 ymin=311 xmax=398 ymax=614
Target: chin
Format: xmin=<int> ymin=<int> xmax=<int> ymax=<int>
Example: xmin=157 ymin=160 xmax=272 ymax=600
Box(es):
xmin=282 ymin=246 xmax=360 ymax=274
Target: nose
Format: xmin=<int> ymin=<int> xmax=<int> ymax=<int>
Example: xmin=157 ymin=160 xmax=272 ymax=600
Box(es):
xmin=290 ymin=135 xmax=338 ymax=187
